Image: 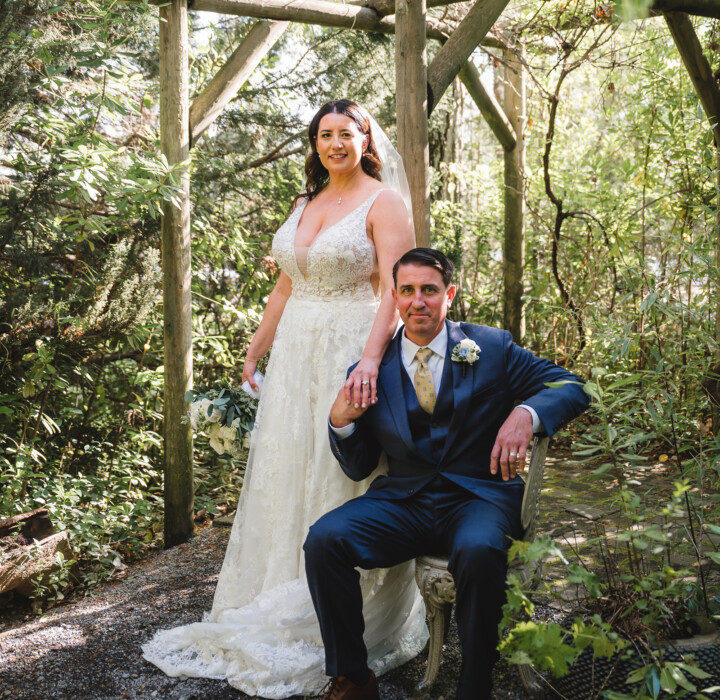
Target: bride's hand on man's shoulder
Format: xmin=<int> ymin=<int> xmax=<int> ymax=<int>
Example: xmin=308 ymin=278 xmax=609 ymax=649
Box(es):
xmin=345 ymin=358 xmax=379 ymax=409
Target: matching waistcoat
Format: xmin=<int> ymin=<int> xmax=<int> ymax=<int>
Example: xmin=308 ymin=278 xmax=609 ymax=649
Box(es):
xmin=387 ymin=354 xmax=454 ymax=478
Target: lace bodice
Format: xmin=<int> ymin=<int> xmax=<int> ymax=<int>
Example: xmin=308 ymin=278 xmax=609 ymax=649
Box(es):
xmin=272 ymin=192 xmax=381 ymax=301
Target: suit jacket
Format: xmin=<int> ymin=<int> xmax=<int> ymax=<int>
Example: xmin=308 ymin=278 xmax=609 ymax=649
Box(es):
xmin=329 ymin=320 xmax=589 ymax=512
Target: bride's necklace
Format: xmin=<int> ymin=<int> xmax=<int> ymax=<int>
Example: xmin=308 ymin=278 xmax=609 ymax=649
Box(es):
xmin=332 ymin=191 xmax=348 ymax=206
xmin=329 ymin=179 xmax=361 ymax=206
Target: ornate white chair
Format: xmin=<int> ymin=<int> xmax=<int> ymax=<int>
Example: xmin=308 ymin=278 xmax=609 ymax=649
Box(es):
xmin=413 ymin=436 xmax=550 ymax=696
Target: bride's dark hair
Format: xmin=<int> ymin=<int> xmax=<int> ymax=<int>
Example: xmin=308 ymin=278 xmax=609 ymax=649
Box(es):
xmin=296 ymin=100 xmax=383 ymax=205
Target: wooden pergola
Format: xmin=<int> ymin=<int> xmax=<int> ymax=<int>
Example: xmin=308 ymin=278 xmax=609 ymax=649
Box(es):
xmin=156 ymin=0 xmax=720 ymax=546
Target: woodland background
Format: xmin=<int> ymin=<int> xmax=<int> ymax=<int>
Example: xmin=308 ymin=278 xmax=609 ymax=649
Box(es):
xmin=1 ymin=0 xmax=719 ymax=601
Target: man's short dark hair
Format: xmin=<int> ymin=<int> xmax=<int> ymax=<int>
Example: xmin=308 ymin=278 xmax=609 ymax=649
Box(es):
xmin=392 ymin=248 xmax=454 ymax=288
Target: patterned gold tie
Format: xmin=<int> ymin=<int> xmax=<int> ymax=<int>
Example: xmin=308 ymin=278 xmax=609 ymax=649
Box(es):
xmin=414 ymin=347 xmax=436 ymax=414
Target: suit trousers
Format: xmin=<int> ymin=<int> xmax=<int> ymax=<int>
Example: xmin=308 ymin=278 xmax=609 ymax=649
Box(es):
xmin=303 ymin=474 xmax=523 ymax=700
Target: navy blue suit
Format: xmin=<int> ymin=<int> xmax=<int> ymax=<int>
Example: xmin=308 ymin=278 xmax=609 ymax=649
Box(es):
xmin=304 ymin=321 xmax=589 ymax=698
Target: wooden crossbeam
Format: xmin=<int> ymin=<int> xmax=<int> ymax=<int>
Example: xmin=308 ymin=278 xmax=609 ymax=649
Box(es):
xmin=190 ymin=20 xmax=289 ymax=143
xmin=187 ymin=0 xmax=505 ymax=46
xmin=664 ymin=11 xmax=720 ymax=145
xmin=349 ymin=0 xmax=468 ymax=18
xmin=651 ymin=0 xmax=720 ymax=19
xmin=191 ymin=0 xmax=397 ymax=30
xmin=427 ymin=0 xmax=509 ymax=114
xmin=458 ymin=60 xmax=515 ymax=150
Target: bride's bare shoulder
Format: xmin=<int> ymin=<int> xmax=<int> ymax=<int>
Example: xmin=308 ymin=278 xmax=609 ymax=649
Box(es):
xmin=368 ymin=187 xmax=406 ymax=214
xmin=290 ymin=194 xmax=309 ymax=212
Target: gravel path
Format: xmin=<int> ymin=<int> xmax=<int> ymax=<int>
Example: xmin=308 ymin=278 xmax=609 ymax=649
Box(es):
xmin=0 ymin=525 xmax=526 ymax=700
xmin=2 ymin=450 xmax=700 ymax=700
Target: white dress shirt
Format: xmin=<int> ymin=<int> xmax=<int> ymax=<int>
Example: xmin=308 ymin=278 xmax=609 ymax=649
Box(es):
xmin=330 ymin=326 xmax=542 ymax=436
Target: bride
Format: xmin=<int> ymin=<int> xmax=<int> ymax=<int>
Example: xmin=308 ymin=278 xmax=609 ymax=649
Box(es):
xmin=143 ymin=100 xmax=429 ymax=698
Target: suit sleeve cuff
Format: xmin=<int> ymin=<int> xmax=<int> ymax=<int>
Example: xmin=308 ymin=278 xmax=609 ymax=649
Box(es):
xmin=329 ymin=417 xmax=356 ymax=439
xmin=518 ymin=404 xmax=543 ymax=434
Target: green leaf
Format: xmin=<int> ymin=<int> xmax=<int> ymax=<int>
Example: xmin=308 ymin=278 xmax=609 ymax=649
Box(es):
xmin=606 ymin=373 xmax=643 ymax=390
xmin=568 ymin=564 xmax=603 ymax=598
xmin=677 ymin=663 xmax=711 ymax=680
xmin=659 ymin=666 xmax=677 ymax=692
xmin=668 ymin=663 xmax=697 ymax=691
xmin=583 ymin=382 xmax=601 ymax=400
xmin=626 ymin=665 xmax=650 ymax=684
xmin=498 ymin=621 xmax=577 ymax=677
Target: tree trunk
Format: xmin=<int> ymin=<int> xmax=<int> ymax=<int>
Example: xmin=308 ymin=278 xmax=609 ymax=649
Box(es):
xmin=396 ymin=0 xmax=430 ymax=245
xmin=502 ymin=45 xmax=526 ymax=343
xmin=159 ymin=0 xmax=195 ymax=548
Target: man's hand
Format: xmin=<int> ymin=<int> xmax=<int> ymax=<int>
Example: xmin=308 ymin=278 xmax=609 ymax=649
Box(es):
xmin=330 ymin=385 xmax=371 ymax=429
xmin=344 ymin=357 xmax=379 ymax=409
xmin=490 ymin=407 xmax=534 ymax=481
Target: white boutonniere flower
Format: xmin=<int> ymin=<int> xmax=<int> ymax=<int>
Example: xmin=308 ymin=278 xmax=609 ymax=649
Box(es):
xmin=451 ymin=339 xmax=481 ymax=377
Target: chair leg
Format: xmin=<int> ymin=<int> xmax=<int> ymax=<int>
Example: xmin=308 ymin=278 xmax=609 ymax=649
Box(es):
xmin=417 ymin=599 xmax=451 ymax=690
xmin=414 ymin=565 xmax=456 ymax=691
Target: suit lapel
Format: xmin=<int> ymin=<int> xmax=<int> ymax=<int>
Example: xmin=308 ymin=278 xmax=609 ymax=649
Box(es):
xmin=440 ymin=321 xmax=475 ymax=463
xmin=378 ymin=330 xmax=419 ymax=458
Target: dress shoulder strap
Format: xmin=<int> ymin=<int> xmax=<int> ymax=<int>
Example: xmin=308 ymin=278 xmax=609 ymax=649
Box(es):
xmin=359 ymin=189 xmax=391 ymax=221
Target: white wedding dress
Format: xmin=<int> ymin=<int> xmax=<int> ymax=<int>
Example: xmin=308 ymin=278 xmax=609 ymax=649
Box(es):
xmin=143 ymin=191 xmax=428 ymax=698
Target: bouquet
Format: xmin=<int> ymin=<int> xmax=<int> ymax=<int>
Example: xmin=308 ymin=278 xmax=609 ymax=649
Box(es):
xmin=185 ymin=379 xmax=258 ymax=457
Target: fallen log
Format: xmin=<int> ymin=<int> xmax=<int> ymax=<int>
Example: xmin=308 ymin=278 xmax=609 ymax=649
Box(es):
xmin=0 ymin=509 xmax=78 ymax=597
xmin=0 ymin=507 xmax=55 ymax=544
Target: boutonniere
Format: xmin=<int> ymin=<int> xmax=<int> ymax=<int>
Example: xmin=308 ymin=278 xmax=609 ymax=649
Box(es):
xmin=451 ymin=339 xmax=481 ymax=377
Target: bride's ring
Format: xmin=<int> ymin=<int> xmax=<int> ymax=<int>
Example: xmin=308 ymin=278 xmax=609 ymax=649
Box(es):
xmin=361 ymin=380 xmax=370 ymax=385
xmin=509 ymin=451 xmax=517 ymax=457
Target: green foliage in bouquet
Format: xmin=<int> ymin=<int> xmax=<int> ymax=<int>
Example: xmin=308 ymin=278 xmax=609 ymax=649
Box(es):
xmin=185 ymin=379 xmax=258 ymax=457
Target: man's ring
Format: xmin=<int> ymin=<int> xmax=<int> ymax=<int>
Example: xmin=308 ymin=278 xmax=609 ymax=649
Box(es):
xmin=509 ymin=451 xmax=517 ymax=457
xmin=361 ymin=380 xmax=370 ymax=385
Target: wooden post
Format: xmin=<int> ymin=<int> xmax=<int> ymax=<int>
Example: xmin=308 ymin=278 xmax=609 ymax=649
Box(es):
xmin=159 ymin=0 xmax=194 ymax=548
xmin=715 ymin=148 xmax=720 ymax=433
xmin=664 ymin=11 xmax=720 ymax=431
xmin=502 ymin=45 xmax=526 ymax=343
xmin=396 ymin=0 xmax=430 ymax=245
xmin=190 ymin=20 xmax=289 ymax=144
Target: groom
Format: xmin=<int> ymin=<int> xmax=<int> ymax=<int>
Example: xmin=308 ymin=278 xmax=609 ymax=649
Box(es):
xmin=304 ymin=248 xmax=590 ymax=700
